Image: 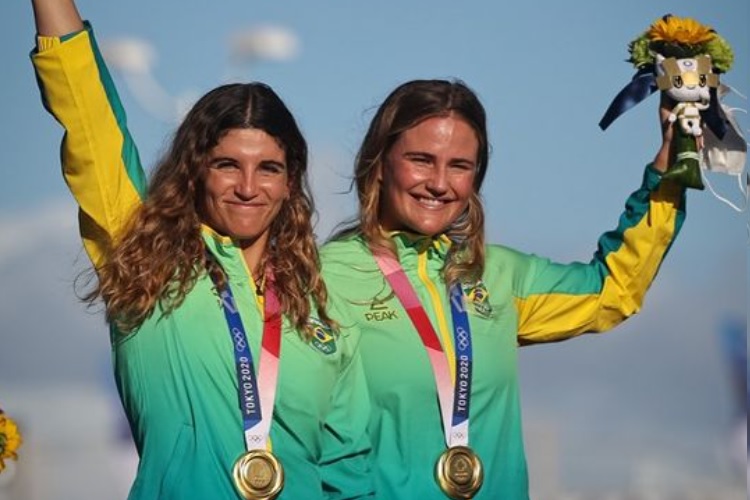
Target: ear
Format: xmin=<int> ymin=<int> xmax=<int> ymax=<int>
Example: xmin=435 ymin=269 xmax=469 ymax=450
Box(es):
xmin=375 ymin=161 xmax=384 ymax=184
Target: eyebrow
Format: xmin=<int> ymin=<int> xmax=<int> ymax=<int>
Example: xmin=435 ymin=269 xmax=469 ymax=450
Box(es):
xmin=403 ymin=151 xmax=476 ymax=165
xmin=206 ymin=157 xmax=286 ymax=167
xmin=259 ymin=159 xmax=287 ymax=169
xmin=208 ymin=156 xmax=237 ymax=164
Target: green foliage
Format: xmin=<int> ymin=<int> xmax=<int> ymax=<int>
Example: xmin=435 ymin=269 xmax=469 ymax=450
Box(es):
xmin=706 ymin=36 xmax=734 ymax=73
xmin=627 ymin=35 xmax=652 ymax=68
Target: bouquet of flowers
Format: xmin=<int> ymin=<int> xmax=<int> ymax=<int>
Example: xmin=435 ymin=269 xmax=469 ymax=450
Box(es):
xmin=600 ymin=14 xmax=737 ymax=190
xmin=627 ymin=16 xmax=733 ymax=74
xmin=0 ymin=407 xmax=22 ymax=473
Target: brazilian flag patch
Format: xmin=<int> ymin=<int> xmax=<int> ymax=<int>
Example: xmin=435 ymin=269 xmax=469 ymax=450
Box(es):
xmin=308 ymin=317 xmax=337 ymax=355
xmin=462 ymin=279 xmax=493 ymax=318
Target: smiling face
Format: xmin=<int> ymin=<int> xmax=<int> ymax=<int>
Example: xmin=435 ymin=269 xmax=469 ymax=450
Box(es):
xmin=198 ymin=128 xmax=289 ymax=252
xmin=378 ymin=115 xmax=479 ymax=236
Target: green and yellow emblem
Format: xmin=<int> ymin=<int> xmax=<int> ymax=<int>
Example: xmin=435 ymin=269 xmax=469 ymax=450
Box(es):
xmin=307 ymin=318 xmax=337 ymax=355
xmin=462 ymin=280 xmax=492 ymax=318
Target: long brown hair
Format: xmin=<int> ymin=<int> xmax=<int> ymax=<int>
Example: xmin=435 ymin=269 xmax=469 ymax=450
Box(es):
xmin=87 ymin=83 xmax=331 ymax=335
xmin=335 ymin=79 xmax=490 ymax=285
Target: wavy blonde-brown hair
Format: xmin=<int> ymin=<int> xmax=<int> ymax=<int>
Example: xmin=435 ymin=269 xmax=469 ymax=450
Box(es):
xmin=334 ymin=79 xmax=489 ymax=285
xmin=86 ymin=83 xmax=331 ymax=336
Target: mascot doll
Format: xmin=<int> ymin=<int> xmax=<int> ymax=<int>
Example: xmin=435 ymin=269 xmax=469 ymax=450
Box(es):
xmin=599 ymin=15 xmax=737 ymax=190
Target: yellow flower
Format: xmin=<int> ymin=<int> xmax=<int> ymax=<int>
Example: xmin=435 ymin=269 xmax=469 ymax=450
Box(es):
xmin=0 ymin=413 xmax=22 ymax=473
xmin=647 ymin=16 xmax=715 ymax=45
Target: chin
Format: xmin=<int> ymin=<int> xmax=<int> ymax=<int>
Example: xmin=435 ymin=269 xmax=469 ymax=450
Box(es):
xmin=228 ymin=228 xmax=267 ymax=243
xmin=408 ymin=223 xmax=451 ymax=237
xmin=382 ymin=213 xmax=453 ymax=237
xmin=408 ymin=212 xmax=458 ymax=237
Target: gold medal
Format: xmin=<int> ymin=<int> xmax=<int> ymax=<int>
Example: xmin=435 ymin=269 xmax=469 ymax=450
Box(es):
xmin=435 ymin=446 xmax=484 ymax=499
xmin=232 ymin=449 xmax=284 ymax=500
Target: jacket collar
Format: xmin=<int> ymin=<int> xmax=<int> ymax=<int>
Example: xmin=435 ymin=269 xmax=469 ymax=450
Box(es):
xmin=201 ymin=225 xmax=253 ymax=282
xmin=388 ymin=231 xmax=452 ymax=260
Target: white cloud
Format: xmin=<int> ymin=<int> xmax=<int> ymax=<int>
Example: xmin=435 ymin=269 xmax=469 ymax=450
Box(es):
xmin=0 ymin=199 xmax=77 ymax=265
xmin=229 ymin=25 xmax=300 ymax=63
xmin=0 ymin=200 xmax=109 ymax=385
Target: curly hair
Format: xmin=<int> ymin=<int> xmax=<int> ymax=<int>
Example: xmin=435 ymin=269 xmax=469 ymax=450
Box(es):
xmin=86 ymin=83 xmax=331 ymax=336
xmin=334 ymin=79 xmax=490 ymax=285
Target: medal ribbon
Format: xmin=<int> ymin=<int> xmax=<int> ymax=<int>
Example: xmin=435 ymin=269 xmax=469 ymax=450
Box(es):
xmin=372 ymin=250 xmax=473 ymax=448
xmin=215 ymin=270 xmax=282 ymax=452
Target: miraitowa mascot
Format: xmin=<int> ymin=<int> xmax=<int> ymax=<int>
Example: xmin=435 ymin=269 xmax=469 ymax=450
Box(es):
xmin=600 ymin=14 xmax=746 ymax=199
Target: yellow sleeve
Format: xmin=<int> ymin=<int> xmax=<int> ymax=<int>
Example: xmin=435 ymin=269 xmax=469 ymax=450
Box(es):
xmin=32 ymin=22 xmax=146 ymax=268
xmin=514 ymin=166 xmax=685 ymax=343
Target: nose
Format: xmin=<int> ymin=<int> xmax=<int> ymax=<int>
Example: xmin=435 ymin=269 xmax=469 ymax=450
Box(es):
xmin=235 ymin=170 xmax=257 ymax=200
xmin=425 ymin=165 xmax=449 ymax=194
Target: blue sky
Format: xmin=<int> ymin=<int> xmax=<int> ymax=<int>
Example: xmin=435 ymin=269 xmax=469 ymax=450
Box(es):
xmin=0 ymin=0 xmax=747 ymax=497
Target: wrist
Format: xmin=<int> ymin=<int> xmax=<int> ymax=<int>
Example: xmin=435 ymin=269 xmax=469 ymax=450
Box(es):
xmin=652 ymin=143 xmax=671 ymax=173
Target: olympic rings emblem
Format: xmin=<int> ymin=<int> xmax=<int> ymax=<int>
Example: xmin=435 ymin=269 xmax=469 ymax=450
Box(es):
xmin=232 ymin=327 xmax=247 ymax=351
xmin=456 ymin=326 xmax=470 ymax=351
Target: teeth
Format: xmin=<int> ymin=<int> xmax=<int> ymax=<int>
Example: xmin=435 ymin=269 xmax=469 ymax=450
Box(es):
xmin=417 ymin=197 xmax=445 ymax=207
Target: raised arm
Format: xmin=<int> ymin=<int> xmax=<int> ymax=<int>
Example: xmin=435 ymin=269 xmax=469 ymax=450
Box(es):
xmin=32 ymin=0 xmax=84 ymax=36
xmin=31 ymin=0 xmax=146 ymax=268
xmin=513 ymin=97 xmax=685 ymax=343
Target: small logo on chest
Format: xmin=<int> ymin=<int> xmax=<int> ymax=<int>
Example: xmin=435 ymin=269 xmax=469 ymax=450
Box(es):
xmin=307 ymin=318 xmax=337 ymax=355
xmin=363 ymin=300 xmax=399 ymax=322
xmin=462 ymin=280 xmax=493 ymax=318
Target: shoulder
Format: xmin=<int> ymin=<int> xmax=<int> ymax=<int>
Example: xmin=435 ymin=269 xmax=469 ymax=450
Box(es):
xmin=320 ymin=236 xmax=367 ymax=257
xmin=483 ymin=243 xmax=550 ymax=284
xmin=320 ymin=236 xmax=374 ymax=270
xmin=485 ymin=243 xmax=535 ymax=263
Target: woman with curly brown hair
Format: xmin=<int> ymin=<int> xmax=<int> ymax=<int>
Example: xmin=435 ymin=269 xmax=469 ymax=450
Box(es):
xmin=30 ymin=1 xmax=372 ymax=499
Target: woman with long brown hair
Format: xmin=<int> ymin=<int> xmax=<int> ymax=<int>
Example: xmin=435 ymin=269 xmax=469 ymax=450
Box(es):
xmin=30 ymin=0 xmax=372 ymax=498
xmin=321 ymin=79 xmax=685 ymax=499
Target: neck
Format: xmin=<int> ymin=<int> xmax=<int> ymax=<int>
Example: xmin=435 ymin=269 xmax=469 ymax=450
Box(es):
xmin=240 ymin=234 xmax=270 ymax=281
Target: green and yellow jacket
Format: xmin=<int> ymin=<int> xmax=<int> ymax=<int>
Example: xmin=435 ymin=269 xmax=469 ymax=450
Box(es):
xmin=32 ymin=23 xmax=373 ymax=500
xmin=320 ymin=166 xmax=685 ymax=499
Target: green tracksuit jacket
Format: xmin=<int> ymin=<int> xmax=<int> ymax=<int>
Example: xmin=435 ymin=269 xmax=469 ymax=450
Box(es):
xmin=320 ymin=166 xmax=685 ymax=500
xmin=32 ymin=23 xmax=373 ymax=500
